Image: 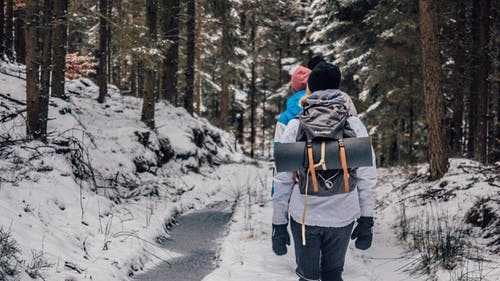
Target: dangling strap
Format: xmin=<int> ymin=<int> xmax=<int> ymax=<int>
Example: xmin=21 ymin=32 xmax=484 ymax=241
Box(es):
xmin=307 ymin=140 xmax=319 ymax=193
xmin=301 ymin=170 xmax=309 ymax=246
xmin=313 ymin=141 xmax=327 ymax=171
xmin=339 ymin=139 xmax=350 ymax=193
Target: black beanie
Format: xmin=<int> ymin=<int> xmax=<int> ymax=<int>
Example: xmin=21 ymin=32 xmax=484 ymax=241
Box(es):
xmin=307 ymin=56 xmax=326 ymax=70
xmin=307 ymin=62 xmax=341 ymax=92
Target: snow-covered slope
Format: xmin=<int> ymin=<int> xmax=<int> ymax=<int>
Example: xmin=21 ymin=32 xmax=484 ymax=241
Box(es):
xmin=203 ymin=159 xmax=499 ymax=281
xmin=0 ymin=66 xmax=260 ymax=281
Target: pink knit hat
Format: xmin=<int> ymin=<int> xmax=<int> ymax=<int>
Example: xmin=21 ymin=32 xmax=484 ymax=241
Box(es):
xmin=291 ymin=66 xmax=312 ymax=93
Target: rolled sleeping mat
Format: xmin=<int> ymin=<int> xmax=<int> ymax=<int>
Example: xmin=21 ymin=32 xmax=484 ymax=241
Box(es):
xmin=274 ymin=137 xmax=373 ymax=172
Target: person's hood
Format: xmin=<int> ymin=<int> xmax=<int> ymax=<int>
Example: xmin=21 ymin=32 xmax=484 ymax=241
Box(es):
xmin=305 ymin=89 xmax=344 ymax=106
xmin=286 ymin=89 xmax=306 ymax=116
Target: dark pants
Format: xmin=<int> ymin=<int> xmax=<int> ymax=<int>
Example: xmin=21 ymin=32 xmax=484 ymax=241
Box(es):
xmin=290 ymin=218 xmax=354 ymax=281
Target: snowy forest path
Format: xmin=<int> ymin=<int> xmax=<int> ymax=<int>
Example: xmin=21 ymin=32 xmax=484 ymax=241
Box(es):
xmin=134 ymin=201 xmax=234 ymax=281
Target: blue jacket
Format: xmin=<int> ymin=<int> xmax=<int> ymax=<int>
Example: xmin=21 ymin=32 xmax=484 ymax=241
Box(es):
xmin=274 ymin=90 xmax=306 ymax=145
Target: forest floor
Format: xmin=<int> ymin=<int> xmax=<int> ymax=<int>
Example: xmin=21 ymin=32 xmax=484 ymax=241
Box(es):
xmin=203 ymin=159 xmax=500 ymax=281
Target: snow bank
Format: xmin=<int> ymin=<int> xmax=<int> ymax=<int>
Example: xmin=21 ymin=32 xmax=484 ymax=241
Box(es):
xmin=0 ymin=65 xmax=257 ymax=281
xmin=204 ymin=159 xmax=499 ymax=281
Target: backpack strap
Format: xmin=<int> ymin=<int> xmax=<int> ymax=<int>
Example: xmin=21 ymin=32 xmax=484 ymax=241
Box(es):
xmin=338 ymin=139 xmax=350 ymax=193
xmin=306 ymin=140 xmax=319 ymax=193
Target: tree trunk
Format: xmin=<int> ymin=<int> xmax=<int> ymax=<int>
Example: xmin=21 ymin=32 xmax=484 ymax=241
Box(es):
xmin=14 ymin=8 xmax=26 ymax=64
xmin=467 ymin=0 xmax=480 ymax=157
xmin=161 ymin=0 xmax=180 ymax=104
xmin=107 ymin=0 xmax=112 ymax=84
xmin=194 ymin=0 xmax=203 ymax=116
xmin=141 ymin=0 xmax=157 ymax=129
xmin=40 ymin=0 xmax=52 ymax=107
xmin=249 ymin=12 xmax=256 ymax=158
xmin=51 ymin=0 xmax=68 ymax=98
xmin=5 ymin=0 xmax=13 ymax=60
xmin=450 ymin=1 xmax=465 ymax=157
xmin=474 ymin=0 xmax=490 ymax=163
xmin=184 ymin=0 xmax=195 ymax=114
xmin=97 ymin=0 xmax=108 ymax=103
xmin=26 ymin=0 xmax=48 ymax=140
xmin=130 ymin=58 xmax=137 ymax=96
xmin=219 ymin=10 xmax=229 ymax=128
xmin=419 ymin=0 xmax=448 ymax=179
xmin=0 ymin=0 xmax=4 ymax=57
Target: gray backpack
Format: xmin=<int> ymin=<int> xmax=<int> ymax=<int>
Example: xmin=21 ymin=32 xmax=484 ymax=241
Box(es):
xmin=296 ymin=94 xmax=357 ymax=196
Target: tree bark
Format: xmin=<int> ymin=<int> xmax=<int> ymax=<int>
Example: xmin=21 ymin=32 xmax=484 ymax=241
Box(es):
xmin=467 ymin=0 xmax=480 ymax=157
xmin=51 ymin=0 xmax=68 ymax=98
xmin=474 ymin=0 xmax=490 ymax=163
xmin=0 ymin=0 xmax=4 ymax=57
xmin=40 ymin=0 xmax=52 ymax=108
xmin=14 ymin=7 xmax=26 ymax=64
xmin=107 ymin=0 xmax=112 ymax=84
xmin=450 ymin=1 xmax=465 ymax=157
xmin=161 ymin=0 xmax=180 ymax=104
xmin=97 ymin=0 xmax=108 ymax=103
xmin=184 ymin=0 xmax=195 ymax=114
xmin=194 ymin=0 xmax=203 ymax=116
xmin=26 ymin=0 xmax=48 ymax=141
xmin=141 ymin=0 xmax=157 ymax=129
xmin=249 ymin=12 xmax=256 ymax=158
xmin=419 ymin=0 xmax=448 ymax=179
xmin=219 ymin=8 xmax=230 ymax=129
xmin=5 ymin=0 xmax=13 ymax=60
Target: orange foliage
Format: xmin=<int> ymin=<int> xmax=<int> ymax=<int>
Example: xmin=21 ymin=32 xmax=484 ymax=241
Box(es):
xmin=65 ymin=53 xmax=98 ymax=79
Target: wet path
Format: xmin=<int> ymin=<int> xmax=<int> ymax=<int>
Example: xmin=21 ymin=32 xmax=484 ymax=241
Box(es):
xmin=134 ymin=202 xmax=233 ymax=281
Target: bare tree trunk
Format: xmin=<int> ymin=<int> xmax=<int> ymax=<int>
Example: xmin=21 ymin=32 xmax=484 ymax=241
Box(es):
xmin=194 ymin=0 xmax=203 ymax=116
xmin=450 ymin=1 xmax=465 ymax=157
xmin=219 ymin=10 xmax=230 ymax=128
xmin=0 ymin=0 xmax=4 ymax=57
xmin=51 ymin=0 xmax=67 ymax=98
xmin=14 ymin=8 xmax=26 ymax=64
xmin=161 ymin=0 xmax=180 ymax=104
xmin=107 ymin=0 xmax=112 ymax=84
xmin=474 ymin=0 xmax=490 ymax=163
xmin=467 ymin=0 xmax=480 ymax=157
xmin=249 ymin=12 xmax=256 ymax=158
xmin=97 ymin=0 xmax=108 ymax=103
xmin=5 ymin=0 xmax=13 ymax=60
xmin=419 ymin=0 xmax=448 ymax=179
xmin=130 ymin=58 xmax=137 ymax=96
xmin=141 ymin=0 xmax=157 ymax=129
xmin=40 ymin=0 xmax=52 ymax=106
xmin=26 ymin=0 xmax=48 ymax=141
xmin=184 ymin=0 xmax=195 ymax=114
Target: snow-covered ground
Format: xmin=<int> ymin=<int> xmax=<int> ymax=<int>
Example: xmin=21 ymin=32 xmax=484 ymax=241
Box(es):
xmin=0 ymin=65 xmax=261 ymax=281
xmin=204 ymin=159 xmax=500 ymax=281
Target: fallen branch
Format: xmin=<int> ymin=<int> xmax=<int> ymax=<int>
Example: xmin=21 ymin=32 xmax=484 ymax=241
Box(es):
xmin=1 ymin=109 xmax=27 ymax=123
xmin=0 ymin=93 xmax=26 ymax=106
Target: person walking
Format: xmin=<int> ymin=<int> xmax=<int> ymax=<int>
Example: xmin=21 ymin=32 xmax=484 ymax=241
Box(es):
xmin=272 ymin=62 xmax=377 ymax=281
xmin=272 ymin=56 xmax=357 ymax=196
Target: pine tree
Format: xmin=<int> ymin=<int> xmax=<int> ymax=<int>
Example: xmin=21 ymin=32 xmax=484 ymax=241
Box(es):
xmin=51 ymin=0 xmax=68 ymax=98
xmin=5 ymin=0 xmax=13 ymax=60
xmin=141 ymin=0 xmax=157 ymax=129
xmin=184 ymin=0 xmax=195 ymax=114
xmin=0 ymin=0 xmax=4 ymax=58
xmin=97 ymin=0 xmax=108 ymax=103
xmin=419 ymin=0 xmax=448 ymax=179
xmin=161 ymin=0 xmax=180 ymax=104
xmin=26 ymin=0 xmax=49 ymax=141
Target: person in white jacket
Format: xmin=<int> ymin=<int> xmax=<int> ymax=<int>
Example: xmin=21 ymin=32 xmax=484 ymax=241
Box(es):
xmin=271 ymin=62 xmax=377 ymax=281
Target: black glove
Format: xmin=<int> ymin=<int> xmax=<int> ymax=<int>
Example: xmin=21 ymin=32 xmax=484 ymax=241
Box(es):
xmin=351 ymin=217 xmax=374 ymax=250
xmin=272 ymin=224 xmax=290 ymax=256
